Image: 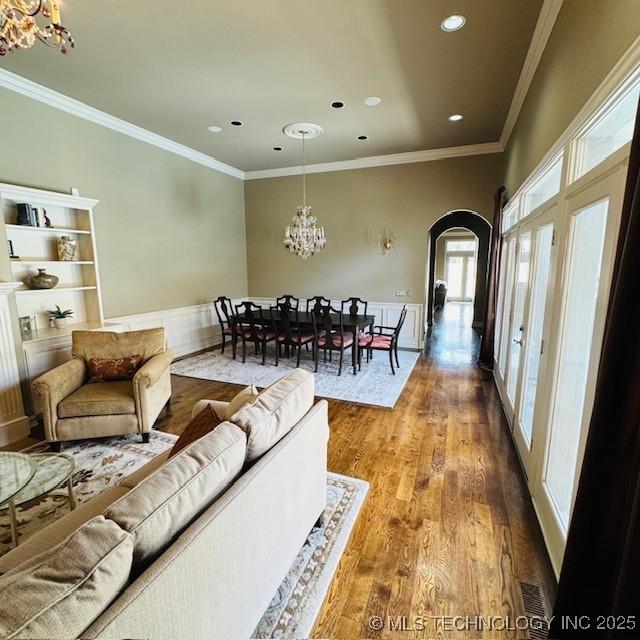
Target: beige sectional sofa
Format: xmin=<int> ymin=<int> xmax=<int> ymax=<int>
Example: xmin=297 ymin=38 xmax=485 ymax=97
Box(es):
xmin=0 ymin=369 xmax=328 ymax=640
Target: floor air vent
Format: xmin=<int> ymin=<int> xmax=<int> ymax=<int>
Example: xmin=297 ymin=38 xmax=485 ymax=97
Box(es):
xmin=520 ymin=581 xmax=549 ymax=640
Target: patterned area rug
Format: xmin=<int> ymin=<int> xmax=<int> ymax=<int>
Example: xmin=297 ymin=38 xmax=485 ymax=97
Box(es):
xmin=0 ymin=433 xmax=368 ymax=640
xmin=0 ymin=431 xmax=177 ymax=556
xmin=172 ymin=346 xmax=419 ymax=408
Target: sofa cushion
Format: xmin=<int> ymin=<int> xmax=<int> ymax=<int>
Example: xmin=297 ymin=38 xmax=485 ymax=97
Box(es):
xmin=223 ymin=384 xmax=259 ymax=419
xmin=0 ymin=486 xmax=130 ymax=576
xmin=72 ymin=328 xmax=165 ymax=365
xmin=88 ymin=354 xmax=143 ymax=382
xmin=58 ymin=381 xmax=136 ymax=418
xmin=0 ymin=516 xmax=133 ymax=640
xmin=104 ymin=422 xmax=246 ymax=567
xmin=118 ymin=450 xmax=171 ymax=489
xmin=169 ymin=404 xmax=222 ymax=458
xmin=229 ymin=369 xmax=315 ymax=461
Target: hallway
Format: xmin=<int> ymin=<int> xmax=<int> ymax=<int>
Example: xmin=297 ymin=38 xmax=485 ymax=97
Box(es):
xmin=426 ymin=302 xmax=479 ymax=366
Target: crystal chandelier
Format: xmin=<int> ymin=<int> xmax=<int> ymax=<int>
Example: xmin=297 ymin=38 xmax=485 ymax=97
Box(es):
xmin=283 ymin=129 xmax=326 ymax=259
xmin=0 ymin=0 xmax=74 ymax=55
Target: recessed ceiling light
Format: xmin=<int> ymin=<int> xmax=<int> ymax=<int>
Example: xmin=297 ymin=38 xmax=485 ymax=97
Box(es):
xmin=273 ymin=146 xmax=283 ymax=151
xmin=207 ymin=126 xmax=222 ymax=133
xmin=364 ymin=96 xmax=382 ymax=106
xmin=448 ymin=114 xmax=463 ymax=122
xmin=230 ymin=120 xmax=243 ymax=126
xmin=441 ymin=15 xmax=466 ymax=32
xmin=357 ymin=135 xmax=368 ymax=140
xmin=330 ymin=100 xmax=345 ymax=109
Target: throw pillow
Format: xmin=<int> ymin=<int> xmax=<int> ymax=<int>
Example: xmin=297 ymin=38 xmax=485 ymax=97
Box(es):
xmin=88 ymin=354 xmax=143 ymax=383
xmin=169 ymin=404 xmax=222 ymax=458
xmin=224 ymin=384 xmax=259 ymax=420
xmin=0 ymin=516 xmax=133 ymax=640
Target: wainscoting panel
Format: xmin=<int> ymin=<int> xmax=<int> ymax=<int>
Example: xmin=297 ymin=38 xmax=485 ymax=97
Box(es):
xmin=107 ymin=303 xmax=223 ymax=358
xmin=107 ymin=299 xmax=424 ymax=354
xmin=0 ymin=283 xmax=29 ymax=445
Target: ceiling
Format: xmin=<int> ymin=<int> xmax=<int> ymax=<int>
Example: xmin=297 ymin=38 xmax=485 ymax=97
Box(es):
xmin=1 ymin=0 xmax=543 ymax=172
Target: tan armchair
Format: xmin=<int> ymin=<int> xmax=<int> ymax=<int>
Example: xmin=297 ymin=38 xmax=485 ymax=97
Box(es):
xmin=32 ymin=328 xmax=173 ymax=449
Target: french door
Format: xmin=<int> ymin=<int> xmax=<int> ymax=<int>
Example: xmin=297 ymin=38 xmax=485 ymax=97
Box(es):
xmin=511 ymin=207 xmax=558 ymax=478
xmin=494 ymin=167 xmax=625 ymax=572
xmin=445 ymin=253 xmax=476 ymax=301
xmin=532 ymin=171 xmax=624 ymax=570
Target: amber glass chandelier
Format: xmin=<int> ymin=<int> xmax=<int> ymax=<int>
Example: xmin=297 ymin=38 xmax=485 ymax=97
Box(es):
xmin=0 ymin=0 xmax=74 ymax=55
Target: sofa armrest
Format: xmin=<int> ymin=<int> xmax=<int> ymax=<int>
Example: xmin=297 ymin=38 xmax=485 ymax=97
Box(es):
xmin=192 ymin=399 xmax=230 ymax=420
xmin=133 ymin=351 xmax=174 ymax=388
xmin=32 ymin=359 xmax=87 ymax=441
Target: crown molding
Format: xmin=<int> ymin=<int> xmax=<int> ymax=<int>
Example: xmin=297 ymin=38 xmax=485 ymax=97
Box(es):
xmin=0 ymin=68 xmax=245 ymax=180
xmin=0 ymin=182 xmax=99 ymax=209
xmin=499 ymin=0 xmax=564 ymax=149
xmin=244 ymin=141 xmax=504 ymax=180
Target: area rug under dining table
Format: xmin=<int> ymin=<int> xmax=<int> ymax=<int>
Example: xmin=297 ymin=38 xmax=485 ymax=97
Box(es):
xmin=172 ymin=347 xmax=419 ymax=408
xmin=0 ymin=432 xmax=368 ymax=640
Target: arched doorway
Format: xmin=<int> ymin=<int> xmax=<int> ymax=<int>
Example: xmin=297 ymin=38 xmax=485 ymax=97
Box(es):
xmin=427 ymin=210 xmax=492 ymax=327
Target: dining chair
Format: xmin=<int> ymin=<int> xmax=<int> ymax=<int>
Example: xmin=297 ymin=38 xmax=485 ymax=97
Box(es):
xmin=214 ymin=296 xmax=237 ymax=359
xmin=276 ymin=294 xmax=300 ymax=311
xmin=234 ymin=301 xmax=276 ymax=365
xmin=358 ymin=305 xmax=407 ymax=374
xmin=341 ymin=297 xmax=370 ymax=340
xmin=306 ymin=296 xmax=331 ymax=314
xmin=312 ymin=305 xmax=355 ymax=376
xmin=341 ymin=297 xmax=368 ymax=317
xmin=271 ymin=303 xmax=315 ymax=367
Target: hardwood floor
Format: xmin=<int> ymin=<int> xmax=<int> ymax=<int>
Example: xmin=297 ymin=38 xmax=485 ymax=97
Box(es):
xmin=7 ymin=301 xmax=556 ymax=638
xmin=161 ymin=302 xmax=556 ymax=639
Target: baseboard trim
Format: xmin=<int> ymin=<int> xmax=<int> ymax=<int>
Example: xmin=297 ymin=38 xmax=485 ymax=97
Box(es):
xmin=0 ymin=416 xmax=31 ymax=447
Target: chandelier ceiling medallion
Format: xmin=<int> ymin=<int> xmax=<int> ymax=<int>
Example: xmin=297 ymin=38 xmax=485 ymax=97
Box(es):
xmin=0 ymin=0 xmax=74 ymax=55
xmin=283 ymin=123 xmax=326 ymax=259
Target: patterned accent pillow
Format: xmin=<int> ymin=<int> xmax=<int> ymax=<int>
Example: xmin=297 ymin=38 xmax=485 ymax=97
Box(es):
xmin=169 ymin=404 xmax=222 ymax=458
xmin=88 ymin=354 xmax=143 ymax=383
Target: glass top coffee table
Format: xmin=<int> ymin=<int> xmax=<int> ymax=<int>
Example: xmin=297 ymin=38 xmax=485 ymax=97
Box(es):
xmin=0 ymin=452 xmax=76 ymax=548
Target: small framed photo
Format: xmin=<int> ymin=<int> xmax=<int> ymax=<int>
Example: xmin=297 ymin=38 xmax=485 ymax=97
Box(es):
xmin=7 ymin=240 xmax=18 ymax=259
xmin=18 ymin=315 xmax=36 ymax=340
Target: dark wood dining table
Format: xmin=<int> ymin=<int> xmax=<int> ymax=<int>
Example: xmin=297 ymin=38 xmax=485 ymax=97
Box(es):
xmin=234 ymin=309 xmax=376 ymax=374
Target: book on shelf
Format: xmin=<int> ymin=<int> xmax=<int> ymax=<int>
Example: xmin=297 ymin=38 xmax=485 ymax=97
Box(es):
xmin=16 ymin=203 xmax=34 ymax=226
xmin=35 ymin=207 xmax=47 ymax=228
xmin=15 ymin=203 xmax=51 ymax=228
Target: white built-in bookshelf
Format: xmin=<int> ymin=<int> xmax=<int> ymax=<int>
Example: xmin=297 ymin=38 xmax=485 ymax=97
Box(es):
xmin=0 ymin=183 xmax=106 ymax=344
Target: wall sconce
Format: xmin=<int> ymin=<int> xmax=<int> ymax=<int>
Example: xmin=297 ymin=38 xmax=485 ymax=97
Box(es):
xmin=378 ymin=230 xmax=397 ymax=254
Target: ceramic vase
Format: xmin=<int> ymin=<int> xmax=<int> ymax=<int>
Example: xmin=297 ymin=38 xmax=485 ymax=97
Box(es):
xmin=53 ymin=317 xmax=68 ymax=329
xmin=27 ymin=269 xmax=59 ymax=290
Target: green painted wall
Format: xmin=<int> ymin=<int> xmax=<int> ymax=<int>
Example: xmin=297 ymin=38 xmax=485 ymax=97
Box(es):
xmin=244 ymin=154 xmax=504 ymax=305
xmin=503 ymin=0 xmax=640 ymax=194
xmin=0 ymin=88 xmax=247 ymax=318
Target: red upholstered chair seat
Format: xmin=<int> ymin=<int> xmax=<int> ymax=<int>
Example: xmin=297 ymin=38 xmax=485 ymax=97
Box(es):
xmin=223 ymin=326 xmax=234 ymax=335
xmin=359 ymin=335 xmax=392 ymax=349
xmin=318 ymin=332 xmax=354 ymax=348
xmin=256 ymin=330 xmax=276 ymax=340
xmin=240 ymin=329 xmax=275 ymax=340
xmin=277 ymin=332 xmax=314 ymax=343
